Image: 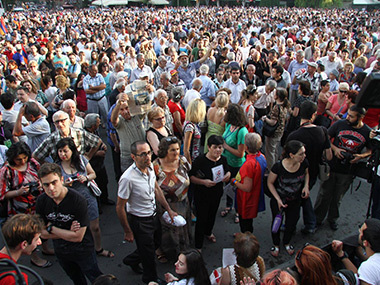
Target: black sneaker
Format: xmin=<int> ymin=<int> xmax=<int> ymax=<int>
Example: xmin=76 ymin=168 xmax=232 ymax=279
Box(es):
xmin=122 ymin=257 xmax=143 ymax=274
xmin=329 ymin=221 xmax=338 ymax=231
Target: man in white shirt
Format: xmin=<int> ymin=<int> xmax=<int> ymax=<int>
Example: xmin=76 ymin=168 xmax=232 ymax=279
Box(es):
xmin=182 ymin=78 xmax=202 ymax=110
xmin=332 ymin=218 xmax=380 ymax=285
xmin=319 ymin=51 xmax=343 ymax=76
xmin=254 ymin=80 xmax=277 ymax=118
xmin=223 ymin=66 xmax=246 ymax=104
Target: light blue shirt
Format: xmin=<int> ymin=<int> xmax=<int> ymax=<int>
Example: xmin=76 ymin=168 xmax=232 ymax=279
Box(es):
xmin=196 ymin=75 xmax=216 ymax=107
xmin=178 ymin=60 xmax=201 ymax=90
xmin=288 ymin=59 xmax=308 ymax=90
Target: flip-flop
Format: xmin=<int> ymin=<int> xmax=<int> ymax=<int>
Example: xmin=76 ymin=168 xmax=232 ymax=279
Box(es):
xmin=270 ymin=246 xmax=280 ymax=257
xmin=285 ymin=244 xmax=295 ymax=256
xmin=96 ymin=248 xmax=115 ymax=258
xmin=157 ymin=254 xmax=168 ymax=263
xmin=31 ymin=259 xmax=53 ymax=268
xmin=206 ymin=234 xmax=216 ymax=243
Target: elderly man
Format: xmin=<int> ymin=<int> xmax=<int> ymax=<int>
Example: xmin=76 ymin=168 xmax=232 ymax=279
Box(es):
xmin=84 ymin=113 xmax=114 ymax=206
xmin=62 ymin=99 xmax=84 ymax=129
xmin=83 ymin=64 xmax=108 ymax=128
xmin=33 ymin=110 xmax=101 ymax=163
xmin=153 ymin=56 xmax=169 ymax=88
xmin=242 ymin=64 xmax=259 ymax=86
xmin=158 ymin=72 xmax=174 ymax=96
xmin=295 ymin=61 xmax=321 ymax=100
xmin=288 ymin=50 xmax=308 ymax=104
xmin=196 ymin=64 xmax=215 ymax=107
xmin=223 ymin=66 xmax=247 ymax=104
xmin=182 ymin=78 xmax=202 ymax=110
xmin=130 ymin=53 xmax=154 ymax=83
xmin=109 ymin=60 xmax=125 ymax=90
xmin=111 ymin=93 xmax=146 ymax=172
xmin=109 ymin=78 xmax=126 ymax=107
xmin=13 ymin=101 xmax=50 ymax=152
xmin=319 ymin=51 xmax=343 ymax=76
xmin=143 ymin=89 xmax=173 ymax=132
xmin=176 ymin=41 xmax=217 ymax=90
xmin=254 ymin=80 xmax=277 ymax=118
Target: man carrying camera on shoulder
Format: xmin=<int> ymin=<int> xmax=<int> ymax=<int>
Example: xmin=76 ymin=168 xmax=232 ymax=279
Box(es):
xmin=314 ymin=105 xmax=372 ymax=231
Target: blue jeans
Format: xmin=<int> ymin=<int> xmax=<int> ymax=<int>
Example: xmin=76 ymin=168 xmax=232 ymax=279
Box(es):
xmin=56 ymin=251 xmax=102 ymax=285
xmin=301 ymin=177 xmax=317 ymax=230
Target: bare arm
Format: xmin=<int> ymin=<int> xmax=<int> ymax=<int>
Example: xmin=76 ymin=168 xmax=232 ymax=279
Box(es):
xmin=183 ymin=131 xmax=193 ymax=164
xmin=41 ymin=225 xmax=86 ymax=243
xmin=154 ymin=181 xmax=177 ymax=221
xmin=116 ymin=197 xmax=134 ymax=242
xmin=223 ymin=142 xmax=245 ymax=158
xmin=235 ymin=176 xmax=253 ymax=193
xmin=146 ymin=131 xmax=160 ymax=156
xmin=173 ymin=111 xmax=183 ymax=133
xmin=84 ymin=140 xmax=102 ymax=161
xmin=13 ymin=107 xmax=25 ymax=136
xmin=219 ymin=266 xmax=231 ymax=285
xmin=267 ymin=171 xmax=287 ymax=210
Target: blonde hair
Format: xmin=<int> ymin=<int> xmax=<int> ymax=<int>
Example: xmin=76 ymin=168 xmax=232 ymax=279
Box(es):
xmin=354 ymin=56 xmax=367 ymax=69
xmin=55 ymin=75 xmax=70 ymax=90
xmin=147 ymin=106 xmax=165 ymax=122
xmin=344 ymin=61 xmax=354 ymax=72
xmin=215 ymin=93 xmax=229 ymax=117
xmin=185 ymin=99 xmax=206 ymax=124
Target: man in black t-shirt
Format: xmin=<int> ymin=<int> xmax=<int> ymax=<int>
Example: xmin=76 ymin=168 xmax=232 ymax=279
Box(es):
xmin=287 ymin=101 xmax=332 ymax=234
xmin=314 ymin=105 xmax=372 ymax=231
xmin=36 ymin=163 xmax=102 ymax=284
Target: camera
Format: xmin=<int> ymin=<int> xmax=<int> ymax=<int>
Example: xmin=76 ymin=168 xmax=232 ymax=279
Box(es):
xmin=341 ymin=151 xmax=354 ymax=164
xmin=24 ymin=182 xmax=40 ymax=197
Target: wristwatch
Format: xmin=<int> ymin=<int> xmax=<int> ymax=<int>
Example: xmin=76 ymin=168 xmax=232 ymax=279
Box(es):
xmin=339 ymin=251 xmax=349 ymax=260
xmin=46 ymin=224 xmax=53 ymax=234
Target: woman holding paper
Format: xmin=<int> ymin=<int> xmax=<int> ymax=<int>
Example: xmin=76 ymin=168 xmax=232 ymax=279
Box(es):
xmin=190 ymin=135 xmax=230 ymax=251
xmin=153 ymin=136 xmax=191 ymax=262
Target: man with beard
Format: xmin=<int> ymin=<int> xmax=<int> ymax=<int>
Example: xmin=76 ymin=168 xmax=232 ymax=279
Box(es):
xmin=176 ymin=41 xmax=217 ymax=90
xmin=314 ymin=105 xmax=372 ymax=231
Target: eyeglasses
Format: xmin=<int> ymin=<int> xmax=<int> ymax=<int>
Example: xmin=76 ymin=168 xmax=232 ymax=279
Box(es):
xmin=339 ymin=90 xmax=348 ymax=93
xmin=296 ymin=243 xmax=310 ymax=261
xmin=134 ymin=151 xmax=152 ymax=157
xmin=54 ymin=118 xmax=68 ymax=124
xmin=153 ymin=116 xmax=165 ymax=121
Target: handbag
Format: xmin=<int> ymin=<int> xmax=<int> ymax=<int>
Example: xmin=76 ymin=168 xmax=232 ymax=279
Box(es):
xmin=318 ymin=161 xmax=330 ymax=181
xmin=262 ymin=120 xmax=279 ymax=137
xmin=88 ymin=180 xmax=102 ymax=196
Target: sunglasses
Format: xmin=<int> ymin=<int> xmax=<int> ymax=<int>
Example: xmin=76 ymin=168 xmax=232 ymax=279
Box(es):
xmin=164 ymin=136 xmax=179 ymax=143
xmin=296 ymin=243 xmax=310 ymax=261
xmin=153 ymin=116 xmax=165 ymax=121
xmin=339 ymin=90 xmax=348 ymax=93
xmin=53 ymin=118 xmax=68 ymax=124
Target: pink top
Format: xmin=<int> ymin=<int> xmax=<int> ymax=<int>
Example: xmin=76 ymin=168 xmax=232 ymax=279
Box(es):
xmin=328 ymin=94 xmax=348 ymax=117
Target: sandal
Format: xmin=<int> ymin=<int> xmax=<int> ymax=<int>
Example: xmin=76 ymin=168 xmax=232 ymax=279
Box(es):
xmin=206 ymin=234 xmax=216 ymax=243
xmin=157 ymin=253 xmax=168 ymax=263
xmin=270 ymin=246 xmax=280 ymax=257
xmin=96 ymin=248 xmax=115 ymax=258
xmin=285 ymin=244 xmax=295 ymax=256
xmin=234 ymin=214 xmax=240 ymax=224
xmin=221 ymin=207 xmax=231 ymax=217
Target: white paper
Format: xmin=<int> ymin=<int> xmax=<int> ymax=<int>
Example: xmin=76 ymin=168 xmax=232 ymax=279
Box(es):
xmin=125 ymin=80 xmax=151 ymax=116
xmin=223 ymin=184 xmax=236 ymax=200
xmin=212 ymin=164 xmax=224 ymax=183
xmin=222 ymin=248 xmax=237 ymax=268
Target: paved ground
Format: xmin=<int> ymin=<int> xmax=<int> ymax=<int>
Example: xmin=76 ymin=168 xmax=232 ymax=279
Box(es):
xmin=15 ymin=129 xmax=373 ymax=284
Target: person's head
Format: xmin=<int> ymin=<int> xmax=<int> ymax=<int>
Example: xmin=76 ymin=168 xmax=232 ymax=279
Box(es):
xmin=24 ymin=101 xmax=41 ymax=121
xmin=282 ymin=140 xmax=306 ymax=163
xmin=265 ymin=80 xmax=277 ymax=94
xmin=89 ymin=64 xmax=98 ymax=77
xmin=214 ymin=92 xmax=229 ymax=114
xmin=157 ymin=136 xmax=181 ymax=159
xmin=347 ymin=105 xmax=366 ymax=127
xmin=160 ymin=72 xmax=170 ymax=87
xmin=171 ymin=87 xmax=184 ymax=103
xmin=16 ymin=86 xmax=30 ymax=103
xmin=234 ymin=232 xmax=260 ymax=268
xmin=136 ymin=53 xmax=145 ymax=67
xmin=154 ymin=89 xmax=168 ymax=108
xmin=38 ymin=163 xmax=65 ymax=200
xmin=320 ymin=79 xmax=330 ymax=92
xmin=296 ymin=50 xmax=305 ymax=63
xmin=230 ymin=66 xmax=240 ymax=83
xmin=272 ymin=65 xmax=284 ymax=78
xmin=62 ymin=99 xmax=77 ymax=119
xmin=148 ymin=106 xmax=166 ymax=129
xmin=1 ymin=214 xmax=43 ymax=254
xmin=0 ymin=92 xmax=16 ymax=110
xmin=294 ymin=245 xmax=336 ymax=285
xmin=175 ymin=249 xmax=210 ymax=285
xmin=185 ymin=98 xmax=206 ymax=124
xmin=5 ymin=75 xmax=18 ymax=90
xmin=344 ymin=61 xmax=354 ymax=73
xmin=207 ymin=135 xmax=224 ymax=158
xmin=52 ymin=110 xmax=70 ymax=134
xmin=224 ymin=103 xmax=247 ymax=127
xmin=261 ymin=269 xmax=297 ymax=285
xmin=55 ymin=75 xmax=70 ymax=90
xmin=354 ymin=56 xmax=367 ymax=69
xmin=84 ymin=113 xmax=100 ymax=131
xmin=199 ymin=64 xmax=209 ymax=76
xmin=92 ymin=274 xmax=120 ymax=285
xmin=245 ymin=133 xmax=262 ymax=154
xmin=21 ymin=79 xmax=38 ymax=94
xmin=192 ymin=78 xmax=203 ymax=92
xmin=300 ymin=101 xmax=317 ymax=121
xmin=274 ymin=87 xmax=289 ymax=108
xmin=346 ymin=90 xmax=358 ymax=105
xmin=360 ymin=218 xmax=380 ymax=253
xmin=298 ymin=80 xmax=311 ymax=96
xmin=246 ymin=64 xmax=256 ymax=77
xmin=6 ymin=142 xmax=31 ymax=167
xmin=130 ymin=141 xmax=152 ymax=169
xmin=157 ymin=56 xmax=167 ymax=69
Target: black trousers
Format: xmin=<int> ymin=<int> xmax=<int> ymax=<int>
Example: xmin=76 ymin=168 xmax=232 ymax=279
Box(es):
xmin=239 ymin=218 xmax=254 ymax=233
xmin=95 ymin=165 xmax=109 ymax=202
xmin=270 ymin=198 xmax=301 ymax=246
xmin=110 ymin=146 xmax=122 ymax=182
xmin=194 ymin=187 xmax=223 ymax=249
xmin=125 ymin=214 xmax=161 ymax=283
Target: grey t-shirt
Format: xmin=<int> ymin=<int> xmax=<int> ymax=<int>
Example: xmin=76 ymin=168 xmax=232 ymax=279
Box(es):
xmin=23 ymin=117 xmax=51 ymax=152
xmin=115 ymin=115 xmax=145 ymax=158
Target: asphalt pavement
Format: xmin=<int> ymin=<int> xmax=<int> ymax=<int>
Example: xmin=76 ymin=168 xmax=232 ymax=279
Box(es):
xmin=16 ymin=129 xmax=372 ymax=284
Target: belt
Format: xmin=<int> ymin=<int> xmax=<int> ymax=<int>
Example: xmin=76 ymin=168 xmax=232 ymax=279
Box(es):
xmin=128 ymin=213 xmax=157 ymax=220
xmin=88 ymin=95 xmax=105 ymax=101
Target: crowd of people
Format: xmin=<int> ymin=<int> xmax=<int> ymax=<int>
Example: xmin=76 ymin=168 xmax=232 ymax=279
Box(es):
xmin=0 ymin=4 xmax=380 ymax=285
